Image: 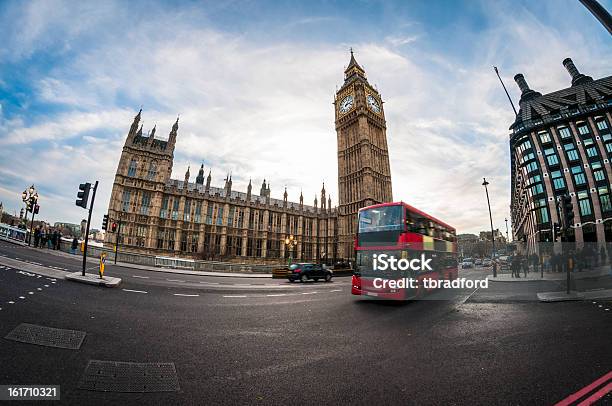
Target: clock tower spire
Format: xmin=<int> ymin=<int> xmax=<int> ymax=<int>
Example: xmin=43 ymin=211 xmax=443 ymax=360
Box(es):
xmin=334 ymin=50 xmax=393 ymax=260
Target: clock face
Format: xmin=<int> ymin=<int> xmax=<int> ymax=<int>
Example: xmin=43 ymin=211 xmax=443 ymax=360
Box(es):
xmin=367 ymin=94 xmax=381 ymax=113
xmin=339 ymin=95 xmax=354 ymax=113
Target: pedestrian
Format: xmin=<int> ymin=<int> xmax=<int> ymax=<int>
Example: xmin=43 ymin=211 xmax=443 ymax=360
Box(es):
xmin=522 ymin=255 xmax=528 ymax=278
xmin=40 ymin=229 xmax=46 ymax=248
xmin=33 ymin=226 xmax=41 ymax=247
xmin=51 ymin=230 xmax=57 ymax=251
xmin=511 ymin=256 xmax=520 ymax=278
xmin=55 ymin=230 xmax=62 ymax=250
xmin=71 ymin=237 xmax=78 ymax=255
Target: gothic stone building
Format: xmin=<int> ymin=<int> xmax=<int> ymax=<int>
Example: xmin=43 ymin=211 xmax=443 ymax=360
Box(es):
xmin=105 ymin=52 xmax=393 ymax=263
xmin=509 ymin=58 xmax=612 ymax=252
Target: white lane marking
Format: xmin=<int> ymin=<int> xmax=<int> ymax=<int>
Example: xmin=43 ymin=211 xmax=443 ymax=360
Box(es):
xmin=18 ymin=296 xmax=25 ymax=299
xmin=330 ymin=289 xmax=342 ymax=292
xmin=166 ymin=279 xmax=185 ymax=282
xmin=8 ymin=301 xmax=14 ymax=304
xmin=132 ymin=275 xmax=149 ymax=279
xmin=44 ymin=285 xmax=49 ymax=287
xmin=37 ymin=288 xmax=42 ymax=291
xmin=266 ymin=294 xmax=286 ymax=297
xmin=173 ymin=293 xmax=200 ymax=297
xmin=122 ymin=289 xmax=148 ymax=294
xmin=223 ymin=295 xmax=247 ymax=298
xmin=301 ymin=292 xmax=317 ymax=295
xmin=28 ymin=292 xmax=34 ymax=295
xmin=200 ymin=282 xmax=219 ymax=285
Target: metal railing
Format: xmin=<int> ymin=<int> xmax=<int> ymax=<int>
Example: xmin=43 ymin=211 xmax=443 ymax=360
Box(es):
xmin=56 ymin=240 xmax=279 ymax=273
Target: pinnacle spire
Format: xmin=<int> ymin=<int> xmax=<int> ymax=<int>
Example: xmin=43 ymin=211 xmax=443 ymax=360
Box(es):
xmin=344 ymin=48 xmax=365 ymax=79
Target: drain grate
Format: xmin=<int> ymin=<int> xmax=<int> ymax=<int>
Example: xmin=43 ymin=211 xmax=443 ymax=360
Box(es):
xmin=79 ymin=361 xmax=180 ymax=392
xmin=4 ymin=323 xmax=86 ymax=350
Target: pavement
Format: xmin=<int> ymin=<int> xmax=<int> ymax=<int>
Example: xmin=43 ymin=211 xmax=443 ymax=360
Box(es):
xmin=0 ymin=241 xmax=611 ymax=405
xmin=490 ymin=266 xmax=611 ymax=282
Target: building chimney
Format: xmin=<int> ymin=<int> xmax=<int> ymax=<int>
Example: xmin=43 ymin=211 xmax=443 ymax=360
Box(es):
xmin=514 ymin=74 xmax=530 ymax=93
xmin=562 ymin=58 xmax=592 ymax=86
xmin=514 ymin=73 xmax=541 ymax=102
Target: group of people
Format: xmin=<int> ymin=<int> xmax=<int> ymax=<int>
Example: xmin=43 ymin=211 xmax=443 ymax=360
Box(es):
xmin=32 ymin=226 xmax=63 ymax=250
xmin=509 ymin=254 xmax=540 ymax=278
xmin=509 ymin=246 xmax=611 ymax=278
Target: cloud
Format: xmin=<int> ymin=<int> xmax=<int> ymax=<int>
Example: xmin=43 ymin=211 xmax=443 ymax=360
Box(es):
xmin=385 ymin=35 xmax=419 ymax=47
xmin=0 ymin=0 xmax=610 ymax=236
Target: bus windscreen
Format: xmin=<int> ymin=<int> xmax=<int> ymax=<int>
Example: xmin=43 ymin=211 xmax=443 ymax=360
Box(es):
xmin=358 ymin=205 xmax=403 ymax=233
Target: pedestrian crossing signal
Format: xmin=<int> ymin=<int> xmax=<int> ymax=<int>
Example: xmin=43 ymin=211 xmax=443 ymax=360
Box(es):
xmin=111 ymin=222 xmax=117 ymax=233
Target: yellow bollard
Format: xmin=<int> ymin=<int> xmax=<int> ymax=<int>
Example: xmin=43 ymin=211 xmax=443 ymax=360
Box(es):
xmin=99 ymin=253 xmax=107 ymax=279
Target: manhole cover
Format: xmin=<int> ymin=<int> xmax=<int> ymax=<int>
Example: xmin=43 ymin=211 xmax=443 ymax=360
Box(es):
xmin=79 ymin=361 xmax=180 ymax=392
xmin=4 ymin=323 xmax=86 ymax=350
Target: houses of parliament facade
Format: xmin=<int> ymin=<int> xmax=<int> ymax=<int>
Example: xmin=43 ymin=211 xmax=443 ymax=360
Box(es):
xmin=105 ymin=51 xmax=393 ymax=263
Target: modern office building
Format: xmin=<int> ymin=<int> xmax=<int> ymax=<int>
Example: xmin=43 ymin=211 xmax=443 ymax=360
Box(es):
xmin=509 ymin=58 xmax=612 ymax=252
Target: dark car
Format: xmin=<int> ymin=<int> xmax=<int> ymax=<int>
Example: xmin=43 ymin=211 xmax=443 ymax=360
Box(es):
xmin=287 ymin=263 xmax=333 ymax=283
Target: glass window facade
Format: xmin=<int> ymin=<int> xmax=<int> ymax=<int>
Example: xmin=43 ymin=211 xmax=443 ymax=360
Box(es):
xmin=557 ymin=126 xmax=572 ymax=139
xmin=571 ymin=166 xmax=586 ymax=186
xmin=577 ymin=191 xmax=592 ymax=217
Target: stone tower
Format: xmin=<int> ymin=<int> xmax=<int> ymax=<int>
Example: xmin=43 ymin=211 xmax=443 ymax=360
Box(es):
xmin=334 ymin=50 xmax=393 ymax=259
xmin=105 ymin=110 xmax=178 ymax=247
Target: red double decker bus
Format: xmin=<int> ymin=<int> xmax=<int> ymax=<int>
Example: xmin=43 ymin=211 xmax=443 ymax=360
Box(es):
xmin=351 ymin=202 xmax=458 ymax=300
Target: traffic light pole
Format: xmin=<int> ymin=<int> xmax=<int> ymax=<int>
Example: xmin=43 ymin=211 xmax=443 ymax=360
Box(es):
xmin=82 ymin=181 xmax=98 ymax=276
xmin=28 ymin=208 xmax=36 ymax=246
xmin=114 ymin=217 xmax=122 ymax=264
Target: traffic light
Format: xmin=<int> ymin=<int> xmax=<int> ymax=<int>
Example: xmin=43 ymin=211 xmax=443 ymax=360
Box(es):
xmin=562 ymin=195 xmax=574 ymax=232
xmin=76 ymin=183 xmax=91 ymax=209
xmin=102 ymin=214 xmax=109 ymax=231
xmin=111 ymin=222 xmax=117 ymax=233
xmin=553 ymin=223 xmax=561 ymax=241
xmin=33 ymin=204 xmax=40 ymax=215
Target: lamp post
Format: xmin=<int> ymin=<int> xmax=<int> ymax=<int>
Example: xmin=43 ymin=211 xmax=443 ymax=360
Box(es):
xmin=21 ymin=185 xmax=39 ymax=246
xmin=284 ymin=234 xmax=298 ymax=267
xmin=505 ymin=217 xmax=509 ymax=243
xmin=482 ymin=178 xmax=497 ymax=277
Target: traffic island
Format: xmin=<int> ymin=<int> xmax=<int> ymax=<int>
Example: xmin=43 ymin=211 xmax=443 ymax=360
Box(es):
xmin=65 ymin=272 xmax=122 ymax=288
xmin=537 ymin=291 xmax=583 ymax=302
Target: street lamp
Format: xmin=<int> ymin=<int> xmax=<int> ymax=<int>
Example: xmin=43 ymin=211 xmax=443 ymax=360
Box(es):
xmin=482 ymin=178 xmax=497 ymax=277
xmin=284 ymin=234 xmax=298 ymax=266
xmin=21 ymin=185 xmax=39 ymax=246
xmin=505 ymin=217 xmax=510 ymax=243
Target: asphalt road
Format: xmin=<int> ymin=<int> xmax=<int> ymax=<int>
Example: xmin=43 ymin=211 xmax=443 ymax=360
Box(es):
xmin=0 ymin=242 xmax=610 ymax=405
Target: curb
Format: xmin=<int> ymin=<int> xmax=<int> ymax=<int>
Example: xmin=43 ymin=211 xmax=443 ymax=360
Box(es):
xmin=537 ymin=289 xmax=612 ymax=302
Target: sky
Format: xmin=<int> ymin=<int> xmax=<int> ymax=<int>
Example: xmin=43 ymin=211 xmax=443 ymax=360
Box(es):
xmin=0 ymin=0 xmax=610 ymax=235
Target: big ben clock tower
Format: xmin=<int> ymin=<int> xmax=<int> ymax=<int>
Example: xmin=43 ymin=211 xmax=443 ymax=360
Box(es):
xmin=335 ymin=50 xmax=393 ymax=260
